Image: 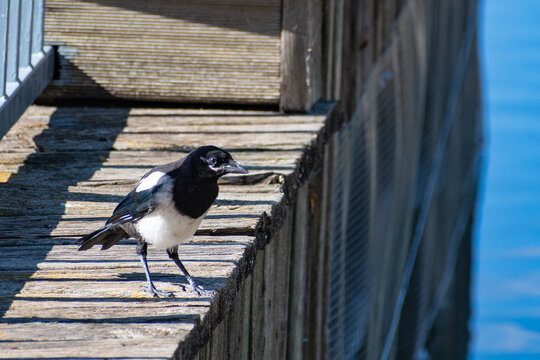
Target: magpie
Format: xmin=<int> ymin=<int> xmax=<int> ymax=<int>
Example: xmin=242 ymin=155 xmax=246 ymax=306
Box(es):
xmin=78 ymin=145 xmax=248 ymax=297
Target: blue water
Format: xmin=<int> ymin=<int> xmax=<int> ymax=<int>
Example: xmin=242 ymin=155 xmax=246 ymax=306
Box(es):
xmin=471 ymin=0 xmax=540 ymax=359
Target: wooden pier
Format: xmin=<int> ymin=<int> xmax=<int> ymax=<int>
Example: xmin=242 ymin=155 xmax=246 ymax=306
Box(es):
xmin=0 ymin=0 xmax=482 ymax=358
xmin=0 ymin=103 xmax=338 ymax=359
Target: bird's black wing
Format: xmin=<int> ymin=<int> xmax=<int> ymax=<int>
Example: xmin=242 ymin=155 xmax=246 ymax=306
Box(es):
xmin=106 ymin=189 xmax=154 ymax=225
xmin=78 ymin=188 xmax=158 ymax=251
xmin=106 ymin=174 xmax=169 ymax=226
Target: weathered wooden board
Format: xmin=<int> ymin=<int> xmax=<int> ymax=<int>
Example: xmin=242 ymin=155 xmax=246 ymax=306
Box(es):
xmin=280 ymin=0 xmax=323 ymax=111
xmin=0 ymin=104 xmax=333 ymax=359
xmin=41 ymin=0 xmax=282 ymax=105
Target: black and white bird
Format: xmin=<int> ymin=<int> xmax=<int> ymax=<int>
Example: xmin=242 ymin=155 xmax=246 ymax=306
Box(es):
xmin=78 ymin=146 xmax=248 ymax=297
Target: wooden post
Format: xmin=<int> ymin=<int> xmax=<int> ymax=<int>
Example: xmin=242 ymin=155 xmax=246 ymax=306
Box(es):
xmin=280 ymin=0 xmax=323 ymax=112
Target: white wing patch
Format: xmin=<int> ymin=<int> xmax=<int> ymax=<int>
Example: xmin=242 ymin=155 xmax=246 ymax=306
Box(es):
xmin=136 ymin=171 xmax=166 ymax=192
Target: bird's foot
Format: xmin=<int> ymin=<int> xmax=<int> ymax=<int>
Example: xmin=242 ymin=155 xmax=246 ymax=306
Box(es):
xmin=143 ymin=284 xmax=174 ymax=298
xmin=179 ymin=282 xmax=215 ymax=297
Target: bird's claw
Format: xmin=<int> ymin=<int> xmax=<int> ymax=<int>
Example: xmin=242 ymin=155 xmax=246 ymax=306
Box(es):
xmin=143 ymin=284 xmax=174 ymax=298
xmin=192 ymin=286 xmax=215 ymax=297
xmin=179 ymin=283 xmax=215 ymax=297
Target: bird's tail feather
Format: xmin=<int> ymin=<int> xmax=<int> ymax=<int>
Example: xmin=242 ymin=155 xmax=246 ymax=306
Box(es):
xmin=78 ymin=226 xmax=128 ymax=251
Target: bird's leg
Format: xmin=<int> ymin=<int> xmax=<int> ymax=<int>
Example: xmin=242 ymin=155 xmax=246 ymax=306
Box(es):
xmin=166 ymin=246 xmax=214 ymax=296
xmin=137 ymin=240 xmax=173 ymax=298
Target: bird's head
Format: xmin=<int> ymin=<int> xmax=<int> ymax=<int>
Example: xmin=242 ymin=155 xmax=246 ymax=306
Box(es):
xmin=190 ymin=145 xmax=248 ymax=178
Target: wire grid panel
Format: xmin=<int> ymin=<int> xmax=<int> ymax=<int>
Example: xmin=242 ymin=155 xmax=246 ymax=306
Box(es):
xmin=407 ymin=31 xmax=482 ymax=358
xmin=366 ymin=50 xmax=406 ymax=360
xmin=326 ymin=0 xmax=481 ymax=358
xmin=327 ymin=99 xmax=372 ymax=360
xmin=327 ymin=130 xmax=347 ymax=359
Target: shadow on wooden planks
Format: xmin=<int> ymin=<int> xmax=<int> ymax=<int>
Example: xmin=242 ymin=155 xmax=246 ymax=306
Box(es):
xmin=0 ymin=107 xmax=129 ymax=318
xmin=80 ymin=0 xmax=280 ymax=36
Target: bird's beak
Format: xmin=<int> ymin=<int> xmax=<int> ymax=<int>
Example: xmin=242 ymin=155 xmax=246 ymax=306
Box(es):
xmin=222 ymin=159 xmax=248 ymax=174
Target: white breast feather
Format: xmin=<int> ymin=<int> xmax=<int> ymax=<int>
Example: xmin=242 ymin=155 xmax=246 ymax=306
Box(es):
xmin=135 ymin=174 xmax=206 ymax=250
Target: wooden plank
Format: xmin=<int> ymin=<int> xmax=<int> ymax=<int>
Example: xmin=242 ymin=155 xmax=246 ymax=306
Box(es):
xmin=273 ymin=205 xmax=294 ymax=360
xmin=2 ymin=336 xmax=179 ymax=359
xmin=263 ymin=227 xmax=276 ymax=358
xmin=314 ymin=142 xmax=334 ymax=360
xmin=240 ymin=274 xmax=252 ymax=360
xmin=250 ymin=249 xmax=266 ymax=360
xmin=305 ymin=165 xmax=327 ymax=360
xmin=331 ymin=0 xmax=344 ymax=101
xmin=322 ymin=0 xmax=336 ymax=99
xmin=226 ymin=268 xmax=250 ymax=359
xmin=280 ymin=0 xmax=323 ymax=111
xmin=0 ymin=107 xmax=325 ymax=154
xmin=287 ymin=183 xmax=310 ymax=359
xmin=359 ymin=0 xmax=376 ymax=93
xmin=210 ymin=315 xmax=227 ymax=359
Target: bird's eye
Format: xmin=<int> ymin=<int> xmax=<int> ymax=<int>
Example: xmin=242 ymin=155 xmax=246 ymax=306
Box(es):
xmin=208 ymin=157 xmax=217 ymax=166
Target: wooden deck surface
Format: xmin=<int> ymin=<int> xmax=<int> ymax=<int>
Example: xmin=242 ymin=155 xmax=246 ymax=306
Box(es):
xmin=0 ymin=105 xmax=333 ymax=359
xmin=42 ymin=0 xmax=282 ymax=105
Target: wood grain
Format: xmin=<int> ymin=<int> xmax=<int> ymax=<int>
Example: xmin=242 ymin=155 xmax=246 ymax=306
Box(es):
xmin=280 ymin=0 xmax=323 ymax=111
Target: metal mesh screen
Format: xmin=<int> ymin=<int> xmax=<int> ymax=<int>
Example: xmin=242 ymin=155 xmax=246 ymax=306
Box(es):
xmin=327 ymin=0 xmax=481 ymax=358
xmin=327 ymin=108 xmax=372 ymax=359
